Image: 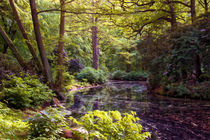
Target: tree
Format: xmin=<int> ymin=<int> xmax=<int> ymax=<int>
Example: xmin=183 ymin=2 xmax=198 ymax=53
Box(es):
xmin=191 ymin=0 xmax=196 ymax=23
xmin=56 ymin=0 xmax=66 ymax=90
xmin=29 ymin=0 xmax=53 ymax=86
xmin=0 ymin=0 xmax=17 ymax=54
xmin=91 ymin=0 xmax=99 ymax=69
xmin=198 ymin=0 xmax=209 ymax=13
xmin=0 ymin=25 xmax=28 ymax=70
xmin=9 ymin=0 xmax=44 ymax=73
xmin=1 ymin=16 xmax=16 ymax=54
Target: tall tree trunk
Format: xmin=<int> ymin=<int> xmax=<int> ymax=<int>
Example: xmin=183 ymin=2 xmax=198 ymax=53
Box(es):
xmin=9 ymin=0 xmax=44 ymax=73
xmin=0 ymin=25 xmax=28 ymax=70
xmin=3 ymin=44 xmax=9 ymax=54
xmin=1 ymin=15 xmax=16 ymax=54
xmin=3 ymin=30 xmax=16 ymax=54
xmin=204 ymin=0 xmax=208 ymax=13
xmin=91 ymin=0 xmax=99 ymax=70
xmin=191 ymin=0 xmax=196 ymax=23
xmin=56 ymin=0 xmax=65 ymax=90
xmin=190 ymin=0 xmax=201 ymax=81
xmin=167 ymin=1 xmax=177 ymax=31
xmin=193 ymin=54 xmax=201 ymax=81
xmin=29 ymin=0 xmax=53 ymax=86
xmin=91 ymin=25 xmax=99 ymax=70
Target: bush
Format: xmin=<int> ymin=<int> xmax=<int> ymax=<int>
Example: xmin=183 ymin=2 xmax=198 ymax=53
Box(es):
xmin=69 ymin=110 xmax=151 ymax=140
xmin=0 ymin=74 xmax=55 ymax=109
xmin=110 ymin=70 xmax=128 ymax=80
xmin=139 ymin=16 xmax=210 ymax=90
xmin=27 ymin=107 xmax=68 ymax=139
xmin=187 ymin=81 xmax=210 ymax=99
xmin=111 ymin=70 xmax=148 ymax=81
xmin=0 ymin=102 xmax=29 ymax=139
xmin=127 ymin=71 xmax=148 ymax=81
xmin=167 ymin=83 xmax=191 ymax=98
xmin=68 ymin=59 xmax=84 ymax=74
xmin=76 ymin=67 xmax=107 ymax=84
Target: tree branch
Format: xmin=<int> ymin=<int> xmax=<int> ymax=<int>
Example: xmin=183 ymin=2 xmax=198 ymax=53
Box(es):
xmin=37 ymin=8 xmax=156 ymax=15
xmin=166 ymin=1 xmax=190 ymax=7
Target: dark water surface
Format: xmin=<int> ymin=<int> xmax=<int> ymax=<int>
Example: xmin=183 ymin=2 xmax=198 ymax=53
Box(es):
xmin=66 ymin=81 xmax=210 ymax=140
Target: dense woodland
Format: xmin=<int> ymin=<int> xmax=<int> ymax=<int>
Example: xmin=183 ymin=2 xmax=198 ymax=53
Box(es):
xmin=0 ymin=0 xmax=209 ymax=139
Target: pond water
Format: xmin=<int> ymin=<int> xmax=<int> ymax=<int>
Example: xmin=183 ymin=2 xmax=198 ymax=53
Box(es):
xmin=66 ymin=81 xmax=210 ymax=140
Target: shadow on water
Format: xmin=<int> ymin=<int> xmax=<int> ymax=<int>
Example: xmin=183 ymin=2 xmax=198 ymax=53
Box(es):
xmin=65 ymin=81 xmax=210 ymax=140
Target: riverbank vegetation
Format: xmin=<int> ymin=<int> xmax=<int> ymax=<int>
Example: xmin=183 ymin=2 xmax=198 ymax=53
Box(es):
xmin=0 ymin=0 xmax=209 ymax=139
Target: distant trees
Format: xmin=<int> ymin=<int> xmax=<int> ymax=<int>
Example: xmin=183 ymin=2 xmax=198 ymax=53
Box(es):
xmin=0 ymin=0 xmax=208 ymax=90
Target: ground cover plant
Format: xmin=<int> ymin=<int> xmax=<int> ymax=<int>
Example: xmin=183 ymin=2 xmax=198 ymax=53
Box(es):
xmin=0 ymin=74 xmax=55 ymax=109
xmin=69 ymin=110 xmax=151 ymax=140
xmin=0 ymin=102 xmax=29 ymax=139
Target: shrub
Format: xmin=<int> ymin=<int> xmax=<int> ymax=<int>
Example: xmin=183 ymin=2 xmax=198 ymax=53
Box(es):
xmin=62 ymin=72 xmax=76 ymax=87
xmin=27 ymin=107 xmax=68 ymax=139
xmin=167 ymin=83 xmax=191 ymax=98
xmin=127 ymin=71 xmax=148 ymax=81
xmin=76 ymin=67 xmax=107 ymax=84
xmin=0 ymin=74 xmax=55 ymax=109
xmin=188 ymin=81 xmax=210 ymax=99
xmin=69 ymin=110 xmax=151 ymax=140
xmin=111 ymin=70 xmax=148 ymax=81
xmin=68 ymin=59 xmax=84 ymax=74
xmin=110 ymin=70 xmax=127 ymax=80
xmin=0 ymin=102 xmax=29 ymax=139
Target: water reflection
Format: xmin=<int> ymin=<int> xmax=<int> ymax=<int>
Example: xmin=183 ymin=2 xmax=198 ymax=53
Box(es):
xmin=66 ymin=82 xmax=210 ymax=140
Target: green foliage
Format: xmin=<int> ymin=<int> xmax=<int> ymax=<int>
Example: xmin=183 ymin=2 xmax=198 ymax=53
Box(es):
xmin=166 ymin=28 xmax=200 ymax=81
xmin=166 ymin=81 xmax=210 ymax=99
xmin=0 ymin=74 xmax=55 ymax=109
xmin=69 ymin=110 xmax=151 ymax=140
xmin=167 ymin=83 xmax=191 ymax=98
xmin=142 ymin=17 xmax=210 ymax=93
xmin=190 ymin=82 xmax=210 ymax=99
xmin=111 ymin=70 xmax=148 ymax=81
xmin=111 ymin=70 xmax=127 ymax=80
xmin=63 ymin=71 xmax=75 ymax=85
xmin=27 ymin=107 xmax=68 ymax=139
xmin=0 ymin=102 xmax=29 ymax=139
xmin=76 ymin=67 xmax=107 ymax=84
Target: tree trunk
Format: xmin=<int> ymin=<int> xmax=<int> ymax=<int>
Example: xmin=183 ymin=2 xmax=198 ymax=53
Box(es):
xmin=9 ymin=0 xmax=44 ymax=73
xmin=3 ymin=30 xmax=16 ymax=54
xmin=194 ymin=54 xmax=202 ymax=82
xmin=204 ymin=0 xmax=208 ymax=13
xmin=91 ymin=0 xmax=99 ymax=70
xmin=91 ymin=25 xmax=99 ymax=70
xmin=3 ymin=44 xmax=9 ymax=54
xmin=0 ymin=25 xmax=28 ymax=70
xmin=56 ymin=0 xmax=65 ymax=90
xmin=1 ymin=15 xmax=16 ymax=54
xmin=168 ymin=1 xmax=177 ymax=31
xmin=29 ymin=0 xmax=53 ymax=86
xmin=191 ymin=0 xmax=196 ymax=23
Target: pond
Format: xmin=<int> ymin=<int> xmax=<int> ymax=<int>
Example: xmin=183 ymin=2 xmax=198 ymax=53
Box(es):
xmin=66 ymin=81 xmax=210 ymax=140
